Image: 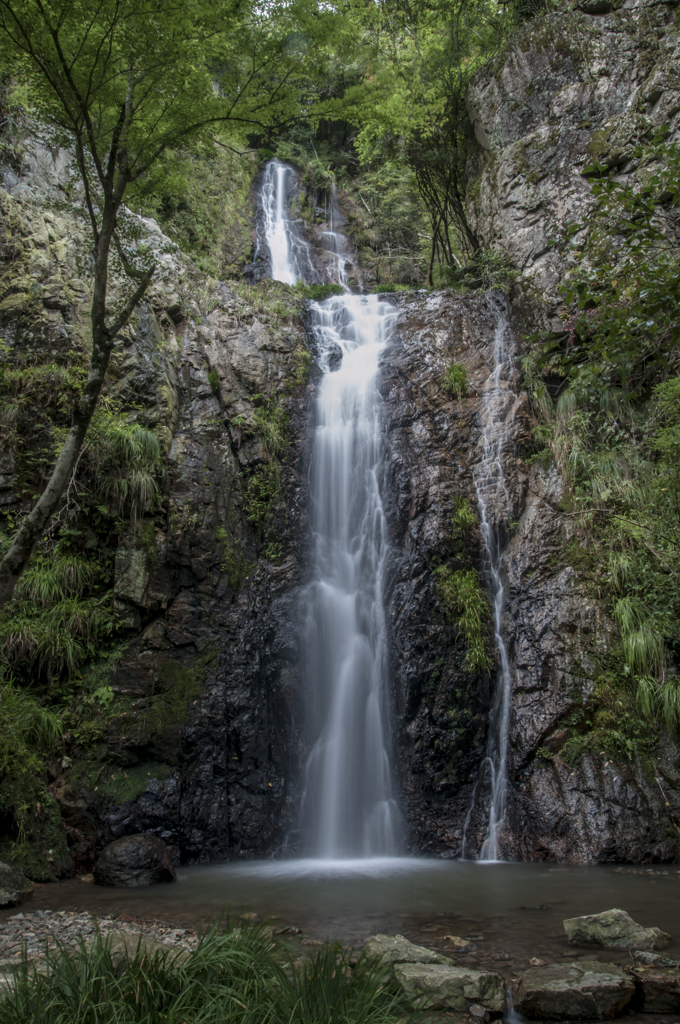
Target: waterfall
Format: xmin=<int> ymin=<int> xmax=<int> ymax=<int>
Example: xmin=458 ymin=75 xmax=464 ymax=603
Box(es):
xmin=258 ymin=159 xmax=401 ymax=857
xmin=463 ymin=301 xmax=521 ymax=862
xmin=256 ymin=159 xmax=317 ymax=285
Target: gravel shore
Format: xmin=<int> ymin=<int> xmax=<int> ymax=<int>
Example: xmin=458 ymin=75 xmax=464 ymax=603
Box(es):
xmin=0 ymin=910 xmax=199 ymax=982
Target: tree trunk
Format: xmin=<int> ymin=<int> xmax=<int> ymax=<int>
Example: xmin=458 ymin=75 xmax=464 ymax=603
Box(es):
xmin=0 ymin=201 xmax=151 ymax=609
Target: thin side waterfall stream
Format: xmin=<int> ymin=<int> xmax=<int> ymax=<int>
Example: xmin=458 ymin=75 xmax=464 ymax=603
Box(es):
xmin=259 ymin=160 xmax=401 ymax=858
xmin=463 ymin=302 xmax=521 ymax=862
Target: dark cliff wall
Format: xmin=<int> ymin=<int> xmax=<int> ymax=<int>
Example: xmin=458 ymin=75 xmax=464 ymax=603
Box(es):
xmin=379 ymin=1 xmax=680 ymax=863
xmin=384 ymin=286 xmax=680 ymax=863
xmin=0 ymin=134 xmax=314 ymax=875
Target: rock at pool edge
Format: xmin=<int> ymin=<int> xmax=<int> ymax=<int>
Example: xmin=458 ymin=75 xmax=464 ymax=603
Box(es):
xmin=563 ymin=909 xmax=671 ymax=951
xmin=393 ymin=963 xmax=505 ymax=1012
xmin=94 ymin=834 xmax=176 ymax=888
xmin=515 ymin=961 xmax=635 ymax=1020
xmin=0 ymin=862 xmax=34 ymax=907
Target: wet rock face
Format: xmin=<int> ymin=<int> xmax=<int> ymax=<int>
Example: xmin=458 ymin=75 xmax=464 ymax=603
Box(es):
xmin=514 ymin=961 xmax=635 ymax=1020
xmin=382 ymin=289 xmax=529 ymax=854
xmin=0 ymin=862 xmax=34 ymax=907
xmin=94 ymin=834 xmax=176 ymax=887
xmin=563 ymin=909 xmax=671 ymax=952
xmin=0 ymin=134 xmax=315 ymax=870
xmin=383 ymin=290 xmax=679 ymax=861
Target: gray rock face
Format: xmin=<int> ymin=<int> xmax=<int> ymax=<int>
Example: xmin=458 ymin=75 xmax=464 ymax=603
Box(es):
xmin=362 ymin=933 xmax=452 ymax=969
xmin=0 ymin=862 xmax=34 ymax=906
xmin=633 ymin=950 xmax=679 ymax=968
xmin=564 ymin=909 xmax=671 ymax=951
xmin=514 ymin=961 xmax=635 ymax=1020
xmin=93 ymin=834 xmax=176 ymax=887
xmin=631 ymin=966 xmax=680 ymax=1013
xmin=394 ymin=963 xmax=505 ymax=1012
xmin=381 ymin=289 xmax=679 ymax=861
xmin=466 ymin=7 xmax=680 ymax=309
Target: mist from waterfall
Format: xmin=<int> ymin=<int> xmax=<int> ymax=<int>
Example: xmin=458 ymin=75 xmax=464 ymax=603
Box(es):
xmin=258 ymin=159 xmax=401 ymax=858
xmin=462 ymin=302 xmax=521 ymax=862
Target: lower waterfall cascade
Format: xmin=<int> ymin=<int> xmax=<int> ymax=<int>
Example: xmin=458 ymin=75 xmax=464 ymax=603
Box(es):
xmin=257 ymin=159 xmax=401 ymax=858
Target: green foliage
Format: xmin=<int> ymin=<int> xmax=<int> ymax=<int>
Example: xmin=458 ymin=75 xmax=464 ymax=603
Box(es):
xmin=294 ymin=282 xmax=345 ymax=301
xmin=142 ymin=146 xmax=258 ymax=278
xmin=340 ymin=163 xmax=430 ymax=287
xmin=252 ymin=399 xmax=289 ymax=459
xmin=0 ymin=677 xmax=70 ymax=880
xmin=451 ymin=497 xmax=476 ymax=533
xmin=0 ymin=553 xmax=111 ymax=680
xmin=0 ymin=924 xmax=408 ymax=1024
xmin=534 ymin=746 xmax=554 ymax=763
xmin=208 ymin=369 xmax=220 ymax=396
xmin=81 ymin=408 xmax=163 ymax=523
xmin=99 ymin=762 xmax=173 ymax=805
xmin=435 ymin=566 xmax=490 ymax=673
xmin=444 ymin=361 xmax=468 ymax=399
xmin=559 ymin=669 xmax=655 ymax=766
xmin=335 ymin=0 xmax=517 ymax=282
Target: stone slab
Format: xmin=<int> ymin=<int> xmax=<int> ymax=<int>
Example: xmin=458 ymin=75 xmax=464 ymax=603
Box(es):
xmin=632 ymin=966 xmax=680 ymax=1013
xmin=362 ymin=933 xmax=452 ymax=968
xmin=563 ymin=909 xmax=671 ymax=951
xmin=394 ymin=963 xmax=505 ymax=1012
xmin=515 ymin=961 xmax=635 ymax=1020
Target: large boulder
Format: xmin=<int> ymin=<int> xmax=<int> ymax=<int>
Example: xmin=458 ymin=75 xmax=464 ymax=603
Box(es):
xmin=514 ymin=961 xmax=635 ymax=1020
xmin=0 ymin=862 xmax=34 ymax=907
xmin=564 ymin=909 xmax=671 ymax=951
xmin=94 ymin=834 xmax=176 ymax=888
xmin=394 ymin=963 xmax=505 ymax=1012
xmin=631 ymin=966 xmax=680 ymax=1013
xmin=362 ymin=934 xmax=452 ymax=970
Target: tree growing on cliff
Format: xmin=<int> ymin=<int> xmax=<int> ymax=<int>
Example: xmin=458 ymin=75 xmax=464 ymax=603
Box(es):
xmin=334 ymin=0 xmax=513 ymax=283
xmin=0 ymin=0 xmax=332 ymax=607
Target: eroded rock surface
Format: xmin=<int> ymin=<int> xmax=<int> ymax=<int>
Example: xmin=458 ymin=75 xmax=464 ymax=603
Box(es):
xmin=0 ymin=863 xmax=34 ymax=907
xmin=564 ymin=909 xmax=671 ymax=951
xmin=94 ymin=834 xmax=176 ymax=887
xmin=383 ymin=289 xmax=679 ymax=861
xmin=514 ymin=961 xmax=635 ymax=1020
xmin=394 ymin=962 xmax=505 ymax=1012
xmin=363 ymin=933 xmax=453 ymax=970
xmin=466 ymin=5 xmax=680 ymax=312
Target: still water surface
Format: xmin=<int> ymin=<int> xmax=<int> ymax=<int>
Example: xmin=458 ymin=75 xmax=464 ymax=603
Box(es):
xmin=7 ymin=860 xmax=678 ymax=971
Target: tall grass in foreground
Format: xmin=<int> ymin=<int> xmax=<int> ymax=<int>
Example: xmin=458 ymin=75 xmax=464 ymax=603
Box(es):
xmin=0 ymin=923 xmax=411 ymax=1024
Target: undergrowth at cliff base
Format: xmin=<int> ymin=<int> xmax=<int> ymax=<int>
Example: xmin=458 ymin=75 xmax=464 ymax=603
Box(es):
xmin=0 ymin=925 xmax=410 ymax=1024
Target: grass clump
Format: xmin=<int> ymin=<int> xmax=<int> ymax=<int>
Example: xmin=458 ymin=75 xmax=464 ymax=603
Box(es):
xmin=435 ymin=566 xmax=490 ymax=673
xmin=0 ymin=924 xmax=410 ymax=1024
xmin=444 ymin=361 xmax=468 ymax=399
xmin=293 ymin=282 xmax=344 ymax=301
xmin=0 ymin=677 xmax=71 ymax=879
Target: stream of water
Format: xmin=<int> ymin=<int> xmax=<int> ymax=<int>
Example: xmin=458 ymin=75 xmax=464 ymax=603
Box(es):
xmin=463 ymin=303 xmax=522 ymax=862
xmin=260 ymin=160 xmax=401 ymax=857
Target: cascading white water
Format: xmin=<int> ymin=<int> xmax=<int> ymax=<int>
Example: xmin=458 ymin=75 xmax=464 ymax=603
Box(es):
xmin=463 ymin=303 xmax=521 ymax=862
xmin=258 ymin=159 xmax=401 ymax=857
xmin=259 ymin=159 xmax=316 ymax=285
